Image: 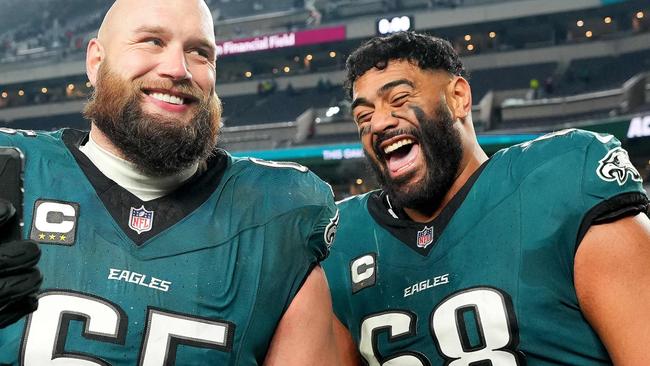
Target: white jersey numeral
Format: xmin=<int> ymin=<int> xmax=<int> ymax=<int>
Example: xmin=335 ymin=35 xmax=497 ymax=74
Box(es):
xmin=360 ymin=287 xmax=523 ymax=366
xmin=21 ymin=291 xmax=233 ymax=365
xmin=432 ymin=288 xmax=522 ymax=365
xmin=360 ymin=311 xmax=428 ymax=366
xmin=23 ymin=292 xmax=124 ymax=366
xmin=139 ymin=309 xmax=233 ymax=366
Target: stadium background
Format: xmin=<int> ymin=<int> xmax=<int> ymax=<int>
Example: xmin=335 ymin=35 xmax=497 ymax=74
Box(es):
xmin=1 ymin=0 xmax=649 ymax=198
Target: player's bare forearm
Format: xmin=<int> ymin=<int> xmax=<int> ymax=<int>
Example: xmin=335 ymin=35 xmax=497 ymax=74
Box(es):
xmin=333 ymin=315 xmax=362 ymax=365
xmin=264 ymin=265 xmax=341 ymax=366
xmin=575 ymin=213 xmax=650 ymax=365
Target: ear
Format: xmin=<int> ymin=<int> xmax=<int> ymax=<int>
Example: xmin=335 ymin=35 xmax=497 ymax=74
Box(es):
xmin=86 ymin=38 xmax=104 ymax=86
xmin=447 ymin=76 xmax=472 ymax=121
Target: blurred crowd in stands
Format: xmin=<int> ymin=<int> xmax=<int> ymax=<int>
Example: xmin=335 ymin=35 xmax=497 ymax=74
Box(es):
xmin=1 ymin=0 xmax=649 ymax=118
xmin=3 ymin=0 xmax=646 ymax=66
xmin=0 ymin=0 xmax=110 ymax=63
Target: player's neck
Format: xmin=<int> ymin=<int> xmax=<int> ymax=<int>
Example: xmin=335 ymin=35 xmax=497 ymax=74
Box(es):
xmin=404 ymin=145 xmax=488 ymax=223
xmin=80 ymin=127 xmax=198 ymax=201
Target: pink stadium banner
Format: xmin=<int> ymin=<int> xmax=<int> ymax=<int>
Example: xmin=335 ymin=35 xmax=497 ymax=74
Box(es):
xmin=216 ymin=26 xmax=347 ymax=57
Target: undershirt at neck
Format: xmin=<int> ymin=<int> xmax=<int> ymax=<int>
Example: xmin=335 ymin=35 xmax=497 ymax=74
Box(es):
xmin=79 ymin=132 xmax=198 ymax=201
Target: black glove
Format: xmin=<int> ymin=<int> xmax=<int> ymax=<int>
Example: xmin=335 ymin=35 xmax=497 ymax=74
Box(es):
xmin=0 ymin=199 xmax=42 ymax=328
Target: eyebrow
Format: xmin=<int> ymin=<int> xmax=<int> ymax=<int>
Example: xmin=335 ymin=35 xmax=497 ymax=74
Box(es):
xmin=378 ymin=79 xmax=414 ymax=95
xmin=133 ymin=25 xmax=216 ymax=55
xmin=133 ymin=25 xmax=168 ymax=36
xmin=350 ymin=97 xmax=372 ymax=112
xmin=351 ymin=79 xmax=414 ymax=111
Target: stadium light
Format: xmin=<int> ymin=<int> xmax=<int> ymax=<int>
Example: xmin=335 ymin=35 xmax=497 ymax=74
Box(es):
xmin=18 ymin=90 xmax=25 ymax=96
xmin=604 ymin=16 xmax=612 ymax=24
xmin=636 ymin=11 xmax=644 ymax=19
xmin=467 ymin=44 xmax=475 ymax=51
xmin=577 ymin=20 xmax=584 ymax=27
xmin=86 ymin=82 xmax=92 ymax=88
xmin=356 ymin=179 xmax=364 ymax=185
xmin=67 ymin=84 xmax=75 ymax=91
xmin=1 ymin=91 xmax=7 ymax=98
xmin=464 ymin=34 xmax=471 ymax=41
xmin=306 ymin=54 xmax=313 ymax=61
xmin=283 ymin=66 xmax=291 ymax=73
xmin=325 ymin=106 xmax=340 ymax=117
xmin=377 ymin=15 xmax=413 ymax=35
xmin=41 ymin=87 xmax=48 ymax=94
xmin=329 ymin=51 xmax=336 ymax=58
xmin=585 ymin=30 xmax=593 ymax=38
xmin=489 ymin=31 xmax=496 ymax=38
xmin=244 ymin=71 xmax=252 ymax=78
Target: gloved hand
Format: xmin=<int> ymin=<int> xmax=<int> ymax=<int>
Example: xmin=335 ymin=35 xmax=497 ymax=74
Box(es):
xmin=0 ymin=198 xmax=41 ymax=328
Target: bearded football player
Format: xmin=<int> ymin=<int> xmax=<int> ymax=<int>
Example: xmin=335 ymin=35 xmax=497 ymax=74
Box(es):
xmin=324 ymin=31 xmax=650 ymax=365
xmin=0 ymin=1 xmax=341 ymax=364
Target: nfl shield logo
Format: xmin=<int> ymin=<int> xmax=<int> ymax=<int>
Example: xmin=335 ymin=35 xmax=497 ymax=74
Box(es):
xmin=416 ymin=226 xmax=434 ymax=248
xmin=129 ymin=206 xmax=154 ymax=234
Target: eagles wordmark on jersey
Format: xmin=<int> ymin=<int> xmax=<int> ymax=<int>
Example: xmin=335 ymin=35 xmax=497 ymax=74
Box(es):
xmin=324 ymin=129 xmax=649 ymax=365
xmin=0 ymin=127 xmax=338 ymax=365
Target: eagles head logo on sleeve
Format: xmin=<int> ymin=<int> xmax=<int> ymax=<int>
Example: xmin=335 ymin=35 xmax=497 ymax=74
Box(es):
xmin=324 ymin=209 xmax=339 ymax=249
xmin=597 ymin=147 xmax=642 ymax=186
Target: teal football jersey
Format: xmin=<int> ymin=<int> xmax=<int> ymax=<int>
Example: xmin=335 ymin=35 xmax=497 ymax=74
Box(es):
xmin=324 ymin=129 xmax=649 ymax=365
xmin=0 ymin=128 xmax=338 ymax=365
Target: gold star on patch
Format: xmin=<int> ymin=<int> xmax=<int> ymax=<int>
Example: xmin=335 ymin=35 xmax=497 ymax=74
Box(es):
xmin=59 ymin=234 xmax=67 ymax=241
xmin=49 ymin=234 xmax=56 ymax=240
xmin=38 ymin=233 xmax=46 ymax=240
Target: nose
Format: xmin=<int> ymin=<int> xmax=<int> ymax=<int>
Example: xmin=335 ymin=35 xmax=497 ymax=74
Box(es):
xmin=371 ymin=109 xmax=399 ymax=135
xmin=158 ymin=47 xmax=192 ymax=81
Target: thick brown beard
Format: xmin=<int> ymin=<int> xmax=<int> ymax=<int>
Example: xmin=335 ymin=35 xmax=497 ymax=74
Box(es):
xmin=83 ymin=63 xmax=222 ymax=176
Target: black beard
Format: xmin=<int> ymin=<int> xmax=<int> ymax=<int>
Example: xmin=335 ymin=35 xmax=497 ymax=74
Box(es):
xmin=84 ymin=65 xmax=221 ymax=177
xmin=366 ymin=103 xmax=463 ymax=217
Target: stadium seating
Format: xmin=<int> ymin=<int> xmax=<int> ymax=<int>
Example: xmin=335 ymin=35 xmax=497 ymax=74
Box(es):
xmin=222 ymin=86 xmax=345 ymax=126
xmin=213 ymin=0 xmax=300 ymax=20
xmin=468 ymin=62 xmax=558 ymax=100
xmin=560 ymin=48 xmax=650 ymax=95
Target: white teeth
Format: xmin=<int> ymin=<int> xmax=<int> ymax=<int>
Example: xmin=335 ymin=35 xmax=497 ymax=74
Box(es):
xmin=150 ymin=92 xmax=185 ymax=105
xmin=384 ymin=138 xmax=414 ymax=154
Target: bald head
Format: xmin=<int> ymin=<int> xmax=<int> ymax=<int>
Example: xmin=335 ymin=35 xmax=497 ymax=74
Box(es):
xmin=96 ymin=0 xmax=121 ymax=42
xmin=97 ymin=0 xmax=215 ymax=52
xmin=87 ymin=0 xmax=217 ymax=85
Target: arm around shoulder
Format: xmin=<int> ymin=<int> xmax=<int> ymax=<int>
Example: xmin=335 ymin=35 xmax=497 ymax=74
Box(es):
xmin=574 ymin=213 xmax=650 ymax=365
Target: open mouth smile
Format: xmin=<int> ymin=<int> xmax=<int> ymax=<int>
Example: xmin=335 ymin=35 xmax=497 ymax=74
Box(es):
xmin=378 ymin=135 xmax=421 ymax=178
xmin=142 ymin=88 xmax=199 ymax=112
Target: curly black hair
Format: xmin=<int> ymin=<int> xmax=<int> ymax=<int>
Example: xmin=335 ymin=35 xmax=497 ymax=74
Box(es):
xmin=344 ymin=31 xmax=466 ymax=98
